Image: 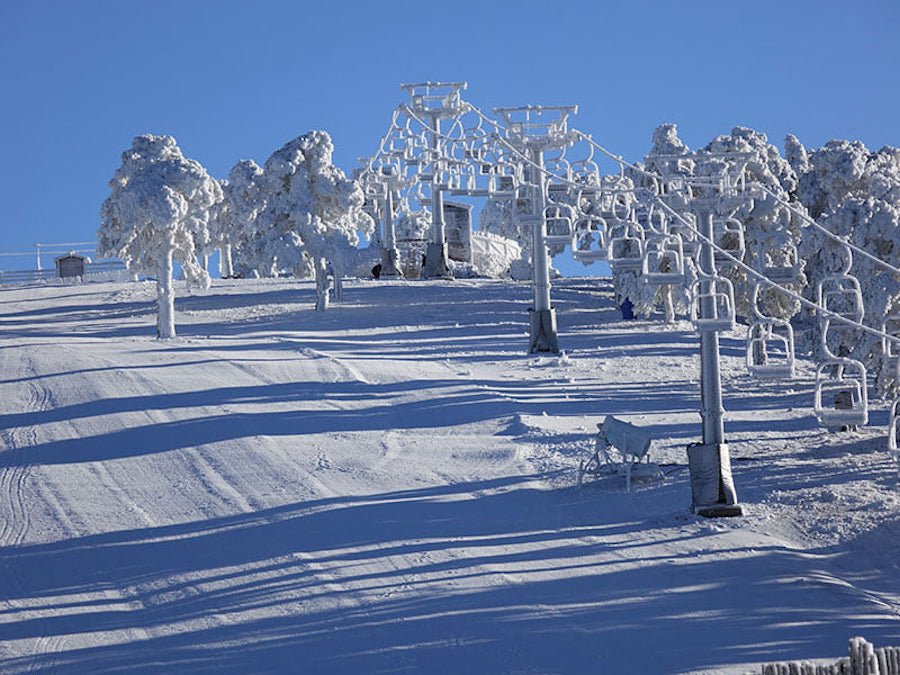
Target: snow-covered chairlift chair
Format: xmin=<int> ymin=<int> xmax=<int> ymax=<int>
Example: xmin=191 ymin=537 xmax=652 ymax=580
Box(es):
xmin=543 ymin=204 xmax=576 ymax=246
xmin=642 ymin=234 xmax=685 ymax=285
xmin=578 ymin=416 xmax=663 ymax=491
xmin=745 ymin=282 xmax=795 ymax=378
xmin=608 ymin=223 xmax=645 ymax=272
xmin=488 ymin=166 xmax=519 ymax=200
xmin=690 ymin=276 xmax=736 ymax=332
xmin=814 ymin=357 xmax=868 ymax=429
xmin=572 ymin=215 xmax=609 ymax=263
xmin=713 ymin=217 xmax=745 ymax=266
xmin=758 ymin=240 xmax=800 ymax=284
xmin=817 ymin=275 xmax=865 ymax=328
xmin=746 ymin=320 xmax=795 ymax=378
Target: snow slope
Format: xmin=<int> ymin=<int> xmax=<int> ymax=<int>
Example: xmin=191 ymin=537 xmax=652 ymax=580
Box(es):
xmin=0 ymin=277 xmax=898 ymax=674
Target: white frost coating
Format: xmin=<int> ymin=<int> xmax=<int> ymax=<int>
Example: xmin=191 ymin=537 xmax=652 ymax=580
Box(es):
xmin=701 ymin=127 xmax=806 ymax=321
xmin=222 ymin=159 xmax=268 ymax=278
xmin=97 ymin=134 xmax=221 ymax=338
xmin=253 ymin=131 xmax=373 ymax=310
xmin=792 ymin=139 xmax=900 ymax=388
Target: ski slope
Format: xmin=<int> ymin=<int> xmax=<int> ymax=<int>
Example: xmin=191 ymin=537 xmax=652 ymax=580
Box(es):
xmin=0 ymin=276 xmax=898 ymax=674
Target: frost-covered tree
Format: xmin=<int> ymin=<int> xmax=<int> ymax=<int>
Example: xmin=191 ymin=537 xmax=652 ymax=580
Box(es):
xmin=791 ymin=138 xmax=900 ymax=389
xmin=98 ymin=134 xmax=221 ymax=338
xmin=254 ymin=131 xmax=373 ymax=310
xmin=698 ymin=127 xmax=806 ymax=322
xmin=205 ymin=179 xmax=234 ymax=277
xmin=222 ymin=159 xmax=267 ymax=278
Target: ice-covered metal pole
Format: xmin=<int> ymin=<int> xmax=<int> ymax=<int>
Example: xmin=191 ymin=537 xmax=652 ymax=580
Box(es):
xmin=424 ymin=114 xmax=451 ymax=279
xmin=380 ymin=188 xmax=403 ymax=278
xmin=528 ymin=146 xmax=558 ymax=353
xmin=687 ymin=198 xmax=742 ymax=517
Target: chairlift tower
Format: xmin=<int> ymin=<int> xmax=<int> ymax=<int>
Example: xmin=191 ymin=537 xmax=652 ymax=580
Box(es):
xmin=401 ymin=82 xmax=468 ymax=280
xmin=684 ymin=153 xmax=754 ymax=518
xmin=494 ymin=105 xmax=578 ymax=353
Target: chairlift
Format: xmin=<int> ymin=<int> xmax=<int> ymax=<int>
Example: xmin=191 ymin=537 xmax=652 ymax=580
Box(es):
xmin=690 ymin=276 xmax=736 ymax=332
xmin=816 ymin=275 xmax=864 ymax=325
xmin=642 ymin=234 xmax=685 ymax=285
xmin=758 ymin=240 xmax=800 ymax=284
xmin=669 ymin=213 xmax=699 ymax=257
xmin=881 ymin=313 xmax=900 ymax=363
xmin=888 ymin=397 xmax=900 ymax=463
xmin=488 ymin=167 xmax=519 ymax=200
xmin=613 ymin=193 xmax=634 ymax=220
xmin=713 ymin=217 xmax=745 ymax=265
xmin=547 ymin=181 xmax=570 ymax=203
xmin=746 ymin=319 xmax=795 ymax=378
xmin=572 ymin=215 xmax=609 ymax=263
xmin=543 ymin=204 xmax=576 ymax=246
xmin=608 ymin=223 xmax=645 ymax=272
xmin=645 ymin=205 xmax=668 ymax=235
xmin=814 ymin=358 xmax=868 ymax=428
xmin=570 ymin=158 xmax=601 ymax=188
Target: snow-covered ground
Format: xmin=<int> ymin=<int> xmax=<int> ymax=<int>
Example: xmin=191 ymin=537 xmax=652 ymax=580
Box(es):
xmin=0 ymin=276 xmax=898 ymax=674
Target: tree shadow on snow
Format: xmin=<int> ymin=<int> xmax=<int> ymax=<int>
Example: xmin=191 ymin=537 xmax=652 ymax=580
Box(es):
xmin=0 ymin=477 xmax=897 ymax=674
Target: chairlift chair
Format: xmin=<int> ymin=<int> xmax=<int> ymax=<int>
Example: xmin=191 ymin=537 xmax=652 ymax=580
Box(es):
xmin=746 ymin=319 xmax=795 ymax=378
xmin=881 ymin=315 xmax=900 ymax=382
xmin=572 ymin=215 xmax=609 ymax=263
xmin=669 ymin=213 xmax=699 ymax=257
xmin=570 ymin=159 xmax=601 ymax=189
xmin=888 ymin=396 xmax=900 ymax=463
xmin=713 ymin=217 xmax=745 ymax=266
xmin=608 ymin=223 xmax=645 ymax=272
xmin=814 ymin=358 xmax=868 ymax=428
xmin=543 ymin=205 xmax=576 ymax=246
xmin=547 ymin=181 xmax=571 ymax=204
xmin=758 ymin=240 xmax=800 ymax=284
xmin=690 ymin=276 xmax=736 ymax=332
xmin=816 ymin=275 xmax=864 ymax=326
xmin=488 ymin=168 xmax=519 ymax=200
xmin=642 ymin=234 xmax=685 ymax=285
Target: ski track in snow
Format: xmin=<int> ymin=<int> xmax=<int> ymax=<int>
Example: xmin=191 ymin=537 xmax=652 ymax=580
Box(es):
xmin=0 ymin=277 xmax=899 ymax=673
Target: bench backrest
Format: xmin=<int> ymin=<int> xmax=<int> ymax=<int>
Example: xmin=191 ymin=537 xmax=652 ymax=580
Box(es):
xmin=599 ymin=416 xmax=652 ymax=459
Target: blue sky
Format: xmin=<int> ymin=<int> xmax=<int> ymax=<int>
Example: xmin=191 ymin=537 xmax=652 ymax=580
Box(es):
xmin=1 ymin=0 xmax=898 ymax=275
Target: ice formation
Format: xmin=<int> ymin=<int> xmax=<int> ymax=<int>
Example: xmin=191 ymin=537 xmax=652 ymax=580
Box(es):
xmin=97 ymin=134 xmax=221 ymax=338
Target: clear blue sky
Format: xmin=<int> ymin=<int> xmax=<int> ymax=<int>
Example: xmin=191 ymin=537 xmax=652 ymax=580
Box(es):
xmin=1 ymin=0 xmax=897 ymax=275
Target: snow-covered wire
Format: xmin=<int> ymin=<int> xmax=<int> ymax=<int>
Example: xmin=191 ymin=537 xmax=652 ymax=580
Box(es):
xmin=647 ymin=191 xmax=900 ymax=346
xmin=754 ymin=183 xmax=900 ymax=277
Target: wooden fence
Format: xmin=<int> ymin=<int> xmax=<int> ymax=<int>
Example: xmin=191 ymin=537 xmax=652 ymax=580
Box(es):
xmin=762 ymin=638 xmax=900 ymax=675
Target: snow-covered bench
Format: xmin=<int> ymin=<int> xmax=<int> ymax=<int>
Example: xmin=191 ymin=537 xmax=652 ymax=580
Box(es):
xmin=578 ymin=416 xmax=662 ymax=491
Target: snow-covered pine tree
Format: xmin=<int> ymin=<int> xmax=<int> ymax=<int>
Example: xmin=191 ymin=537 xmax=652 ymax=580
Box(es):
xmin=254 ymin=131 xmax=373 ymax=310
xmin=222 ymin=159 xmax=267 ymax=278
xmin=699 ymin=127 xmax=806 ymax=322
xmin=98 ymin=134 xmax=221 ymax=338
xmin=791 ymin=138 xmax=900 ymax=392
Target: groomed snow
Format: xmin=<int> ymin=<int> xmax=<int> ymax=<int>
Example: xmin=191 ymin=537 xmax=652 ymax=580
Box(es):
xmin=0 ymin=277 xmax=898 ymax=674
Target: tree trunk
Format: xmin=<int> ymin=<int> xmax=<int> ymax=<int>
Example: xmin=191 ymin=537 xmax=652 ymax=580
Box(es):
xmin=663 ymin=286 xmax=675 ymax=324
xmin=219 ymin=244 xmax=234 ymax=279
xmin=157 ymin=245 xmax=176 ymax=339
xmin=332 ymin=261 xmax=344 ymax=302
xmin=314 ymin=257 xmax=330 ymax=312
